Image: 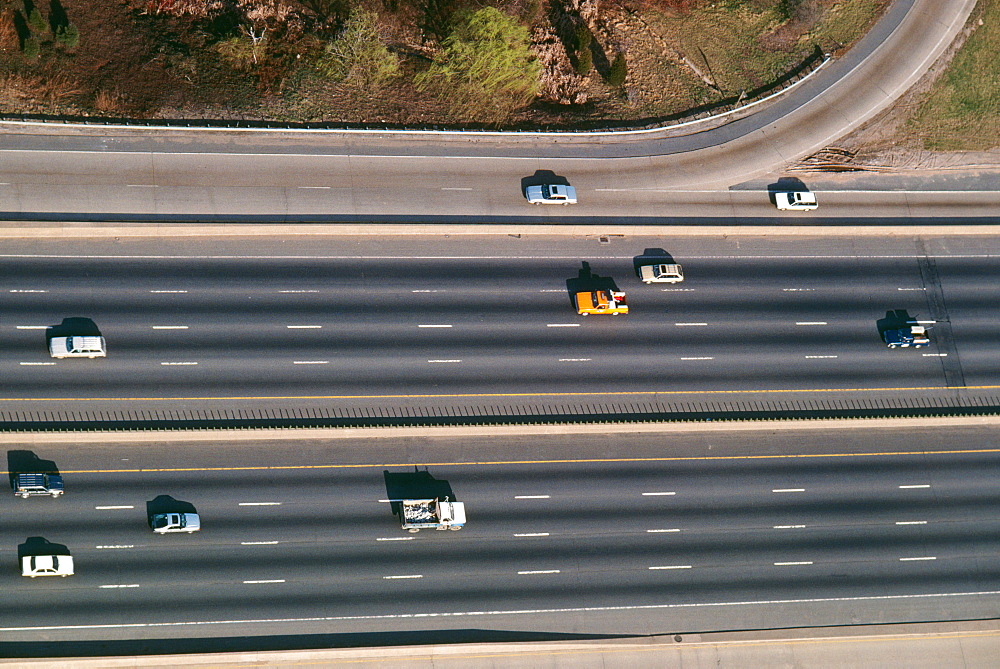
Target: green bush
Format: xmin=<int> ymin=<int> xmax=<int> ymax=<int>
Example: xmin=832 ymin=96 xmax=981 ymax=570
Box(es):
xmin=215 ymin=35 xmax=265 ymax=71
xmin=316 ymin=9 xmax=399 ymax=90
xmin=607 ymin=52 xmax=627 ymax=87
xmin=55 ymin=23 xmax=79 ymax=48
xmin=415 ymin=7 xmax=541 ymax=124
xmin=23 ymin=35 xmax=40 ymax=58
xmin=27 ymin=8 xmax=47 ymax=34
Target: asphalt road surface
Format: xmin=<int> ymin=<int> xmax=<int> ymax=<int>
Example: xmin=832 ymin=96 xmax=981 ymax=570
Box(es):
xmin=0 ymin=234 xmax=997 ymax=419
xmin=2 ymin=424 xmax=998 ymax=648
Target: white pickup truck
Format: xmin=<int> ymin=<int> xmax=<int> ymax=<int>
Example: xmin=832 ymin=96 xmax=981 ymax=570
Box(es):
xmin=49 ymin=335 xmax=106 ymax=359
xmin=639 ymin=263 xmax=684 ymax=284
xmin=151 ymin=512 xmax=201 ymax=533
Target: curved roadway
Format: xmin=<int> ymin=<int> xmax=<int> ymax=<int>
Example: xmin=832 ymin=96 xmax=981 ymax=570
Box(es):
xmin=0 ymin=0 xmax=983 ymax=221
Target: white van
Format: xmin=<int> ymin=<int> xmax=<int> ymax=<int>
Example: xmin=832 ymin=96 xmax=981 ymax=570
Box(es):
xmin=49 ymin=335 xmax=106 ymax=359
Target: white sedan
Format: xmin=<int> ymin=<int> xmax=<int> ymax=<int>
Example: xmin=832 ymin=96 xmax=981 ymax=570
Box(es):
xmin=526 ymin=184 xmax=577 ymax=205
xmin=22 ymin=554 xmax=74 ymax=577
xmin=775 ymin=191 xmax=818 ymax=211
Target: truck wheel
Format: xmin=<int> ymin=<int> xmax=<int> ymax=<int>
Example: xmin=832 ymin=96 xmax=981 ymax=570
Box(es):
xmin=408 ymin=528 xmax=420 ymax=533
xmin=21 ymin=493 xmax=29 ymax=499
xmin=612 ymin=312 xmax=620 ymax=315
xmin=449 ymin=526 xmax=462 ymax=531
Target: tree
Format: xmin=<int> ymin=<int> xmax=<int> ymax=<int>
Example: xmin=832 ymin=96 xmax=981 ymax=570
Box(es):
xmin=316 ymin=9 xmax=399 ymax=91
xmin=607 ymin=52 xmax=627 ymax=88
xmin=574 ymin=24 xmax=592 ymax=75
xmin=415 ymin=7 xmax=541 ymax=124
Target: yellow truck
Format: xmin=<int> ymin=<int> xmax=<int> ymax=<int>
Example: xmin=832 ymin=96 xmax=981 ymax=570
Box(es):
xmin=575 ymin=289 xmax=628 ymax=315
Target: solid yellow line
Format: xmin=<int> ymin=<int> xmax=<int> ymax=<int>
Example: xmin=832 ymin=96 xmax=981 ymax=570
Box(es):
xmin=15 ymin=446 xmax=1000 ymax=476
xmin=0 ymin=384 xmax=998 ymax=402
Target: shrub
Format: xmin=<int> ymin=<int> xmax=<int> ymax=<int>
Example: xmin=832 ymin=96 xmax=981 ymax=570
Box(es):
xmin=55 ymin=22 xmax=79 ymax=48
xmin=22 ymin=35 xmax=39 ymax=58
xmin=415 ymin=6 xmax=541 ymax=124
xmin=607 ymin=52 xmax=627 ymax=87
xmin=574 ymin=25 xmax=592 ymax=75
xmin=316 ymin=9 xmax=399 ymax=90
xmin=27 ymin=8 xmax=46 ymax=34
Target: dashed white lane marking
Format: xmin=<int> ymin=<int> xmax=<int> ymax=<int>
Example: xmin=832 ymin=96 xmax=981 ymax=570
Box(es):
xmin=649 ymin=565 xmax=692 ymax=570
xmin=559 ymin=358 xmax=592 ymax=362
xmin=151 ymin=326 xmax=189 ymax=330
xmin=539 ymin=289 xmax=564 ymax=292
xmin=675 ymin=322 xmax=708 ymax=326
xmin=126 ymin=184 xmax=158 ymax=188
xmin=279 ymin=290 xmax=318 ymax=293
xmin=10 ymin=290 xmax=47 ymax=293
xmin=100 ymin=584 xmax=140 ymax=588
xmin=96 ymin=505 xmax=134 ymax=510
xmin=805 ymin=355 xmax=838 ymax=359
xmin=662 ymin=288 xmax=695 ymax=292
xmin=923 ymin=353 xmax=948 ymax=357
xmin=96 ymin=545 xmax=134 ymax=549
xmin=515 ymin=495 xmax=550 ymax=500
xmin=518 ymin=570 xmax=560 ymax=575
xmin=900 ymin=557 xmax=937 ymax=561
xmin=16 ymin=325 xmax=48 ymax=329
xmin=900 ymin=484 xmax=931 ymax=489
xmin=161 ymin=362 xmax=198 ymax=366
xmin=774 ymin=525 xmax=807 ymax=529
xmin=412 ymin=290 xmax=442 ymax=293
xmin=242 ymin=541 xmax=280 ymax=545
xmin=681 ymin=357 xmax=714 ymax=360
xmin=547 ymin=323 xmax=580 ymax=327
xmin=774 ymin=561 xmax=814 ymax=566
xmin=149 ymin=290 xmax=188 ymax=293
xmin=642 ymin=492 xmax=676 ymax=496
xmin=441 ymin=187 xmax=473 ymax=191
xmin=293 ymin=360 xmax=329 ymax=365
xmin=298 ymin=186 xmax=331 ymax=189
xmin=20 ymin=362 xmax=55 ymax=366
xmin=898 ymin=287 xmax=927 ymax=291
xmin=418 ymin=324 xmax=452 ymax=328
xmin=514 ymin=533 xmax=550 ymax=537
xmin=772 ymin=488 xmax=805 ymax=493
xmin=896 ymin=521 xmax=928 ymax=525
xmin=376 ymin=537 xmax=414 ymax=542
xmin=796 ymin=322 xmax=828 ymax=326
xmin=383 ymin=575 xmax=423 ymax=580
xmin=287 ymin=325 xmax=322 ymax=329
xmin=428 ymin=359 xmax=462 ymax=363
xmin=782 ymin=288 xmax=815 ymax=292
xmin=244 ymin=580 xmax=286 ymax=584
xmin=239 ymin=502 xmax=282 ymax=506
xmin=647 ymin=529 xmax=680 ymax=533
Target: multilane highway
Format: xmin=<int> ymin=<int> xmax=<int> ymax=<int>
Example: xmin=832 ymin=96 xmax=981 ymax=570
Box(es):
xmin=2 ymin=425 xmax=999 ymax=646
xmin=0 ymin=234 xmax=997 ymax=420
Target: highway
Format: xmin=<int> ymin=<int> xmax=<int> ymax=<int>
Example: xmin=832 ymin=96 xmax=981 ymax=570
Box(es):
xmin=0 ymin=233 xmax=998 ymax=421
xmin=2 ymin=424 xmax=999 ymax=647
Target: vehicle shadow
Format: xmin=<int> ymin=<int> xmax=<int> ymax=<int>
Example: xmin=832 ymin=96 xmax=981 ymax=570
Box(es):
xmin=877 ymin=309 xmax=914 ymax=338
xmin=766 ymin=176 xmax=810 ymax=205
xmin=520 ymin=169 xmax=571 ymax=201
xmin=382 ymin=468 xmax=456 ymax=519
xmin=45 ymin=317 xmax=102 ymax=342
xmin=6 ymin=450 xmax=59 ymax=490
xmin=632 ymin=247 xmax=676 ymax=277
xmin=565 ymin=261 xmax=620 ymax=309
xmin=145 ymin=495 xmax=198 ymax=527
xmin=17 ymin=536 xmax=71 ymax=560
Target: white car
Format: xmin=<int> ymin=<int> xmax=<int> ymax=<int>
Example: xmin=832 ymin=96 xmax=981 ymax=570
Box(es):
xmin=49 ymin=335 xmax=106 ymax=359
xmin=22 ymin=554 xmax=74 ymax=577
xmin=151 ymin=512 xmax=201 ymax=533
xmin=526 ymin=184 xmax=577 ymax=205
xmin=775 ymin=191 xmax=818 ymax=211
xmin=639 ymin=263 xmax=684 ymax=284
